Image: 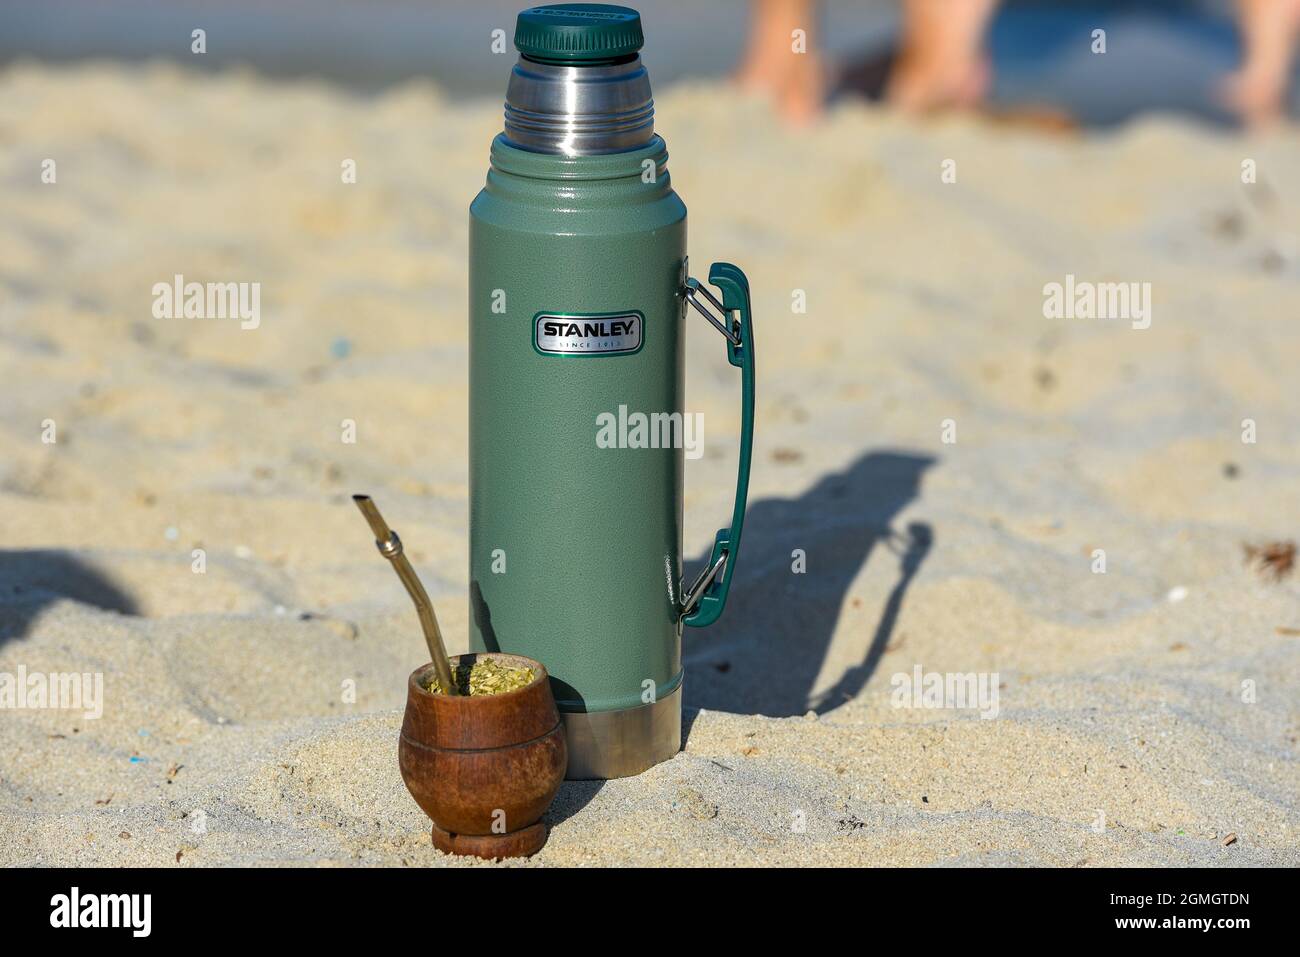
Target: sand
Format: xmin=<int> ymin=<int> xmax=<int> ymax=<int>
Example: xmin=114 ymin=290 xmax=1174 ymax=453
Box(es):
xmin=1 ymin=61 xmax=1297 ymax=866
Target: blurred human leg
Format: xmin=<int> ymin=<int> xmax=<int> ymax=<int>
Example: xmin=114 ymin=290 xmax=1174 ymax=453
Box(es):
xmin=886 ymin=0 xmax=1000 ymax=113
xmin=1220 ymin=0 xmax=1300 ymax=126
xmin=735 ymin=0 xmax=826 ymax=124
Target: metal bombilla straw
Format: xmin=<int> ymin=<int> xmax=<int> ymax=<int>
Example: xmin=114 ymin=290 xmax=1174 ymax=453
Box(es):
xmin=352 ymin=494 xmax=459 ymax=696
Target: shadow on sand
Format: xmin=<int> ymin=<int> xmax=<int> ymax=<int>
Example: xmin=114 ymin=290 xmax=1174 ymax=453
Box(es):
xmin=682 ymin=449 xmax=934 ymax=724
xmin=0 ymin=550 xmax=139 ymax=647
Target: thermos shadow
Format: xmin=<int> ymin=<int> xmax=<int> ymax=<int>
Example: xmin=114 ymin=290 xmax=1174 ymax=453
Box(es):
xmin=681 ymin=450 xmax=936 ymax=722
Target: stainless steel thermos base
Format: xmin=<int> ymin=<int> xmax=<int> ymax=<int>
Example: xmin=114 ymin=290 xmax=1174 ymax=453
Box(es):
xmin=561 ymin=682 xmax=682 ymax=780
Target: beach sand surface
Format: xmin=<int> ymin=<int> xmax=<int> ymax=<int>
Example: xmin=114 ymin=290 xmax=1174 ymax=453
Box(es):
xmin=0 ymin=63 xmax=1297 ymax=866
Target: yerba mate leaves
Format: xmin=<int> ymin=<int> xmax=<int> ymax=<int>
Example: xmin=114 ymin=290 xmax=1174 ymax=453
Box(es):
xmin=425 ymin=658 xmax=536 ymax=697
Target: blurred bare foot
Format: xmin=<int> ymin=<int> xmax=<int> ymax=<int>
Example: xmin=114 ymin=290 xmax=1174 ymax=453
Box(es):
xmin=1220 ymin=0 xmax=1300 ymax=127
xmin=888 ymin=49 xmax=991 ymax=113
xmin=886 ymin=0 xmax=1000 ymax=114
xmin=735 ymin=0 xmax=826 ymax=124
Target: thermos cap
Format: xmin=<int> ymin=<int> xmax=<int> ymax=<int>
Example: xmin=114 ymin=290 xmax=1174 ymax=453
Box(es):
xmin=514 ymin=4 xmax=644 ymax=64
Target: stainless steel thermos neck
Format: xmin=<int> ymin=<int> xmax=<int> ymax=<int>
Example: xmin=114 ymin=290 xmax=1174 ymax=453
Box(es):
xmin=503 ymin=55 xmax=655 ymax=156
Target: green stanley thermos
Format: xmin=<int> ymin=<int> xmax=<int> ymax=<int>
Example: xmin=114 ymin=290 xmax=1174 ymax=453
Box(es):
xmin=469 ymin=4 xmax=755 ymax=779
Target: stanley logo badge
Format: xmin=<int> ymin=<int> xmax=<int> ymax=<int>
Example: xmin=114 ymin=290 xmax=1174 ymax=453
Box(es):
xmin=534 ymin=312 xmax=643 ymax=356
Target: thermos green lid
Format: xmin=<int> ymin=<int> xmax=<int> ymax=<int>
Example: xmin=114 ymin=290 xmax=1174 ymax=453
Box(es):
xmin=514 ymin=4 xmax=644 ymax=64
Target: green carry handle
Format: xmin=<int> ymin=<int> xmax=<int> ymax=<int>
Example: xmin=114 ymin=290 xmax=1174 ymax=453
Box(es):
xmin=681 ymin=262 xmax=754 ymax=628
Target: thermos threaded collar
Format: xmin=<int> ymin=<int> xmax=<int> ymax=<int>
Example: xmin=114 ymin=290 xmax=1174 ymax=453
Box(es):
xmin=514 ymin=3 xmax=644 ymax=64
